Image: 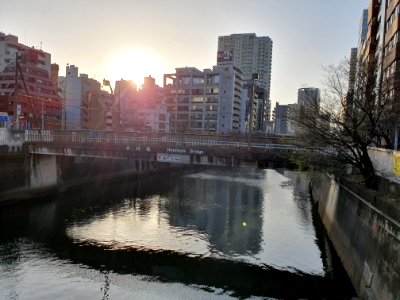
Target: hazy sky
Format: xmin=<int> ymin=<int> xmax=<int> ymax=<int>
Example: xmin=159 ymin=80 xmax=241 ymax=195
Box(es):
xmin=1 ymin=0 xmax=368 ymax=104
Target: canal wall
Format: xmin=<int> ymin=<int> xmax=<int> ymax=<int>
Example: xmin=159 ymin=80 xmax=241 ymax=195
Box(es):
xmin=311 ymin=173 xmax=400 ymax=300
xmin=0 ymin=154 xmax=189 ymax=206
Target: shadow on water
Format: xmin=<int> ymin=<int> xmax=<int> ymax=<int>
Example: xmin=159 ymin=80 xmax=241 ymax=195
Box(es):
xmin=0 ymin=168 xmax=356 ymax=299
xmin=60 ymin=240 xmax=346 ymax=299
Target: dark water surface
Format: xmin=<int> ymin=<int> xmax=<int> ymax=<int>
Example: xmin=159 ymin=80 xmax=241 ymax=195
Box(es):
xmin=0 ymin=168 xmax=355 ymax=299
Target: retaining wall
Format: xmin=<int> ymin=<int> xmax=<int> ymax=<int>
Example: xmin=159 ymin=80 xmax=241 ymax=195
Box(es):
xmin=311 ymin=174 xmax=400 ymax=300
xmin=368 ymin=147 xmax=400 ymax=178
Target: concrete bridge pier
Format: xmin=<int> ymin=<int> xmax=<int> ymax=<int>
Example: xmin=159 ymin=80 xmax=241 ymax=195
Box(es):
xmin=27 ymin=154 xmax=62 ymax=189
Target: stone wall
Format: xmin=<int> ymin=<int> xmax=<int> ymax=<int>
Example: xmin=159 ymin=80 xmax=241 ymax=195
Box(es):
xmin=311 ymin=173 xmax=400 ymax=300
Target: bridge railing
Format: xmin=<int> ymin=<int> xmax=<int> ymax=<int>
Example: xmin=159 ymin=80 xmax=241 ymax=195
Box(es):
xmin=24 ymin=129 xmax=330 ymax=154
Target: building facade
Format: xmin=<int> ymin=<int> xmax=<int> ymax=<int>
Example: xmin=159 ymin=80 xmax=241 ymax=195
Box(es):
xmin=114 ymin=79 xmax=137 ymax=130
xmin=58 ymin=65 xmax=101 ymax=130
xmin=273 ymin=102 xmax=290 ymax=135
xmin=133 ymin=107 xmax=170 ymax=133
xmin=0 ymin=32 xmax=61 ymax=129
xmin=84 ymin=90 xmax=113 ymax=131
xmin=356 ymin=0 xmax=400 ymax=148
xmin=164 ymin=65 xmax=244 ymax=134
xmin=217 ymin=33 xmax=273 ymax=126
xmin=243 ymin=80 xmax=269 ymax=133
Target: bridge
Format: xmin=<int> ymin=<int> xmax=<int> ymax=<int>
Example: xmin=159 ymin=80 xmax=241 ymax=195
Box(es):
xmin=1 ymin=128 xmax=326 ymax=167
xmin=3 ymin=128 xmax=316 ymax=163
xmin=3 ymin=129 xmax=303 ymax=154
xmin=0 ymin=128 xmax=325 ymax=193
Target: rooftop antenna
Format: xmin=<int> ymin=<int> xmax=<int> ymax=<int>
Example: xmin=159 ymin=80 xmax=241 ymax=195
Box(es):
xmin=40 ymin=42 xmax=42 ymax=50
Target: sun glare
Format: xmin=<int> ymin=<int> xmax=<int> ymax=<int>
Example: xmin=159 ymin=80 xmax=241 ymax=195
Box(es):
xmin=105 ymin=47 xmax=165 ymax=87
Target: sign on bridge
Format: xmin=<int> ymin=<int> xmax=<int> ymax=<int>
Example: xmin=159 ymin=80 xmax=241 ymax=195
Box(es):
xmin=157 ymin=153 xmax=190 ymax=163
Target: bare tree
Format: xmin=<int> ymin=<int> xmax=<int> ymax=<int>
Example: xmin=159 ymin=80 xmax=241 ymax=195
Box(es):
xmin=292 ymin=59 xmax=395 ymax=189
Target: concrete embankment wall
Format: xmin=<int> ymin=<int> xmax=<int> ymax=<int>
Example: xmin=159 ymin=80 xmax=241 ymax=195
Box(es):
xmin=0 ymin=152 xmax=26 ymax=191
xmin=311 ymin=174 xmax=400 ymax=300
xmin=0 ymin=155 xmax=187 ymax=206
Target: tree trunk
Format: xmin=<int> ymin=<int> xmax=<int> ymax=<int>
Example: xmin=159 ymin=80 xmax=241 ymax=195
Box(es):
xmin=361 ymin=148 xmax=378 ymax=190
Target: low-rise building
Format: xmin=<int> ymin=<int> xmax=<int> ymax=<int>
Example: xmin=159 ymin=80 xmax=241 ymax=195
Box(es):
xmin=84 ymin=90 xmax=113 ymax=131
xmin=0 ymin=32 xmax=61 ymax=129
xmin=58 ymin=65 xmax=101 ymax=130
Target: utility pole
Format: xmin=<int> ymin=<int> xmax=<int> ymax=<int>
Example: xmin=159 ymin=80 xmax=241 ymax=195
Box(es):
xmin=248 ymin=73 xmax=258 ymax=146
xmin=14 ymin=52 xmax=19 ymax=129
xmin=41 ymin=98 xmax=44 ymax=130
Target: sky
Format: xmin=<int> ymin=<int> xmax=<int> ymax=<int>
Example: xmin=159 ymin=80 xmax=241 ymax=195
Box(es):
xmin=1 ymin=0 xmax=368 ymax=105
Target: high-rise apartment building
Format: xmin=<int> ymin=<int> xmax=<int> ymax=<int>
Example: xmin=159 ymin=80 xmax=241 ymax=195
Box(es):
xmin=217 ymin=33 xmax=272 ymax=91
xmin=358 ymin=9 xmax=369 ymax=57
xmin=297 ymin=87 xmax=320 ymax=108
xmin=297 ymin=87 xmax=320 ymax=129
xmin=217 ymin=33 xmax=272 ymax=127
xmin=164 ymin=65 xmax=244 ymax=134
xmin=357 ymin=1 xmax=400 ymax=148
xmin=273 ymin=102 xmax=290 ymax=135
xmin=349 ymin=48 xmax=358 ymax=91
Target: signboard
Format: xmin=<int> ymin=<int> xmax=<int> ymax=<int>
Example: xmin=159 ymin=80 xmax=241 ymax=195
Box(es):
xmin=394 ymin=153 xmax=400 ymax=177
xmin=157 ymin=154 xmax=181 ymax=163
xmin=0 ymin=112 xmax=8 ymax=122
xmin=217 ymin=50 xmax=233 ymax=63
xmin=17 ymin=104 xmax=21 ymax=115
xmin=157 ymin=153 xmax=191 ymax=164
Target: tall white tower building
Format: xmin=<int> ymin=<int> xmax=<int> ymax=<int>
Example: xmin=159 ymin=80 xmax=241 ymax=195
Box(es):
xmin=217 ymin=33 xmax=272 ymax=93
xmin=217 ymin=33 xmax=272 ymax=128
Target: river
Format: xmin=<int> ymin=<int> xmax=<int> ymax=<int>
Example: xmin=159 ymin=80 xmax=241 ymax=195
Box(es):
xmin=0 ymin=167 xmax=355 ymax=299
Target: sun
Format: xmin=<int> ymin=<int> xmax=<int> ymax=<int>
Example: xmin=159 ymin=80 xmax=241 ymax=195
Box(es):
xmin=105 ymin=47 xmax=165 ymax=87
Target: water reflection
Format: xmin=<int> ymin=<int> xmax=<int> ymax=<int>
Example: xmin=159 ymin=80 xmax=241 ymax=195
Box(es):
xmin=164 ymin=169 xmax=263 ymax=257
xmin=66 ymin=168 xmax=321 ymax=274
xmin=0 ymin=168 xmax=356 ymax=299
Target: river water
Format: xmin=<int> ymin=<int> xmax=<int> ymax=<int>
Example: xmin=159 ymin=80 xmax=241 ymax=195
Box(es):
xmin=0 ymin=167 xmax=355 ymax=299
